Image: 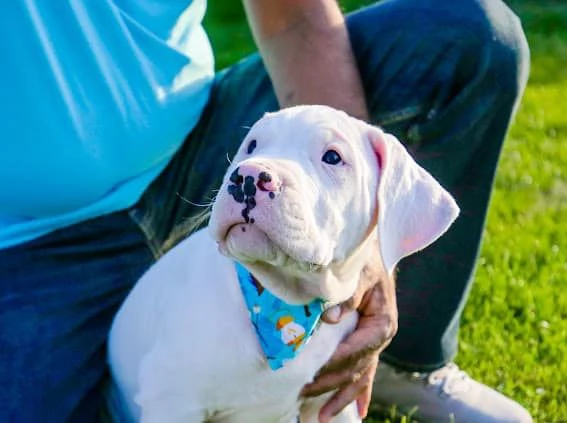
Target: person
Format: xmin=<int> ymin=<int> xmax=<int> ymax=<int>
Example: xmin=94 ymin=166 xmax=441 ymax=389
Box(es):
xmin=0 ymin=0 xmax=531 ymax=422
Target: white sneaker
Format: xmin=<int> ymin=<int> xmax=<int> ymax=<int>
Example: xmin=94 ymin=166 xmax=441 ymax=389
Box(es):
xmin=372 ymin=362 xmax=533 ymax=423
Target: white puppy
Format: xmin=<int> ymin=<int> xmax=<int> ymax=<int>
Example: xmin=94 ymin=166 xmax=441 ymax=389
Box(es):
xmin=108 ymin=105 xmax=459 ymax=423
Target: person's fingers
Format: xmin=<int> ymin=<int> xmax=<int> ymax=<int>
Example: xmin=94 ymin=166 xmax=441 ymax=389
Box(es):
xmin=323 ymin=311 xmax=395 ymax=373
xmin=302 ymin=310 xmax=390 ymax=396
xmin=355 ymin=356 xmax=379 ymax=419
xmin=320 ymin=304 xmax=342 ymax=324
xmin=318 ymin=285 xmax=397 ymax=375
xmin=303 ymin=261 xmax=398 ymax=419
xmin=320 ymin=289 xmax=363 ymax=324
xmin=317 ymin=357 xmax=376 ymax=422
xmin=301 ymin=354 xmax=370 ymax=397
xmin=356 ymin=384 xmax=373 ymax=420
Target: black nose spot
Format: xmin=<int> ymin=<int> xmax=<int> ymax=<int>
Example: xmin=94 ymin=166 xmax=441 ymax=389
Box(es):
xmin=258 ymin=171 xmax=271 ymax=183
xmin=242 ymin=207 xmax=250 ymax=223
xmin=247 ymin=139 xmax=257 ymax=154
xmin=230 ymin=169 xmax=244 ymax=185
xmin=228 ymin=168 xmax=258 ymax=224
xmin=243 ymin=176 xmax=256 ymax=197
xmin=245 ymin=196 xmax=256 ymax=209
xmin=228 ymin=184 xmax=245 ymax=203
xmin=257 ymin=171 xmax=275 ymax=192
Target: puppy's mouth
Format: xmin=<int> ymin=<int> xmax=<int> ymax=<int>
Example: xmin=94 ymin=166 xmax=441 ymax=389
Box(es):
xmin=218 ymin=222 xmax=323 ymax=273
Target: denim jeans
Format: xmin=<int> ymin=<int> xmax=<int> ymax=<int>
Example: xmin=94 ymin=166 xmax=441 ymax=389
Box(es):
xmin=0 ymin=0 xmax=529 ymax=421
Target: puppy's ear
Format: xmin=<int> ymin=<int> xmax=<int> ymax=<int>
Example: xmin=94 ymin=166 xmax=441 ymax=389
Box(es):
xmin=368 ymin=125 xmax=460 ymax=275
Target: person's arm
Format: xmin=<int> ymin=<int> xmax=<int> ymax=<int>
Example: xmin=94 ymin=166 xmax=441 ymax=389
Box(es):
xmin=242 ymin=0 xmax=368 ymax=120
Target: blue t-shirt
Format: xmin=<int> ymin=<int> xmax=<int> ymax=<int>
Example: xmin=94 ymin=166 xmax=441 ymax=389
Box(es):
xmin=0 ymin=0 xmax=214 ymax=249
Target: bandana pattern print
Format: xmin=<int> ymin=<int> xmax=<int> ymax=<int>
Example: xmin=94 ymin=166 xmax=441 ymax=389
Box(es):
xmin=235 ymin=262 xmax=325 ymax=370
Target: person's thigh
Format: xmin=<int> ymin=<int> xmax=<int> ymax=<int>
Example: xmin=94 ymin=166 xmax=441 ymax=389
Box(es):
xmin=0 ymin=213 xmax=154 ymax=422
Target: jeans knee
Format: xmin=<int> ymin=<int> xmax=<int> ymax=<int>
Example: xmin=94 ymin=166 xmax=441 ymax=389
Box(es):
xmin=346 ymin=0 xmax=530 ymax=144
xmin=348 ymin=0 xmax=530 ymax=99
xmin=456 ymin=0 xmax=531 ymax=101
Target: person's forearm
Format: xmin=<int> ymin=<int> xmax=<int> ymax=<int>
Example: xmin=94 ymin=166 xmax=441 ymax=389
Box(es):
xmin=243 ymin=0 xmax=369 ymax=120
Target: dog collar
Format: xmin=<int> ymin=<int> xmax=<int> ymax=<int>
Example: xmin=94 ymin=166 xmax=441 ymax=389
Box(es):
xmin=235 ymin=262 xmax=324 ymax=370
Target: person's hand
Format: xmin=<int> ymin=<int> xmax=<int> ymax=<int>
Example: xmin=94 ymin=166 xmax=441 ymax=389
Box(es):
xmin=301 ymin=256 xmax=398 ymax=422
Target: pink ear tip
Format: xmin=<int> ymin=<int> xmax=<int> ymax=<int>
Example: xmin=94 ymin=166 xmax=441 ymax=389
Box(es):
xmin=444 ymin=191 xmax=461 ymax=223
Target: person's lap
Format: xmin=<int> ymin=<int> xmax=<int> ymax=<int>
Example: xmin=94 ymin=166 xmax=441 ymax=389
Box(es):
xmin=0 ymin=0 xmax=529 ymax=421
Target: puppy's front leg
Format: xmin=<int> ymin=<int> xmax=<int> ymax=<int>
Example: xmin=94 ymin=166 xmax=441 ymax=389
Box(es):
xmin=299 ymin=394 xmax=361 ymax=423
xmin=137 ymin=353 xmax=206 ymax=423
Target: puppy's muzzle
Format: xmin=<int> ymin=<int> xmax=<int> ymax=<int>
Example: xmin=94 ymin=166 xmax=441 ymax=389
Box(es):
xmin=230 ymin=164 xmax=281 ymax=193
xmin=226 ymin=162 xmax=282 ymax=224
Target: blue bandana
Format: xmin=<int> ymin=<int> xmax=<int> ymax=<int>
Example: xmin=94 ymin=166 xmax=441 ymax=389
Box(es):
xmin=235 ymin=262 xmax=325 ymax=370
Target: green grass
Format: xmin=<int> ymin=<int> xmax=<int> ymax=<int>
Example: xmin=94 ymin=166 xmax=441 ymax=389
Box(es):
xmin=204 ymin=1 xmax=566 ymax=422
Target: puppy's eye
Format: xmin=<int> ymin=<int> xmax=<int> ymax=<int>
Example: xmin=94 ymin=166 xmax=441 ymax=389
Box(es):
xmin=246 ymin=139 xmax=257 ymax=154
xmin=321 ymin=149 xmax=342 ymax=165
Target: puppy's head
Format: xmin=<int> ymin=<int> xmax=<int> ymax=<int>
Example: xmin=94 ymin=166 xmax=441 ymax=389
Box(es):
xmin=209 ymin=105 xmax=458 ymax=304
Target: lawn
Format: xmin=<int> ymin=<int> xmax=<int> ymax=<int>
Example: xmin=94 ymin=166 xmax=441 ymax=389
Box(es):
xmin=204 ymin=1 xmax=566 ymax=422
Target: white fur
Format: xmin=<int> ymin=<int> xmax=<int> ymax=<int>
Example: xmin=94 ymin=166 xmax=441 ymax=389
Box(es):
xmin=108 ymin=105 xmax=459 ymax=423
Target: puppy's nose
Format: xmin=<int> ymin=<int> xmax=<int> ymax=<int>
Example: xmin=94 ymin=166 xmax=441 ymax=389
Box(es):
xmin=257 ymin=171 xmax=279 ymax=192
xmin=233 ymin=163 xmax=281 ymax=193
